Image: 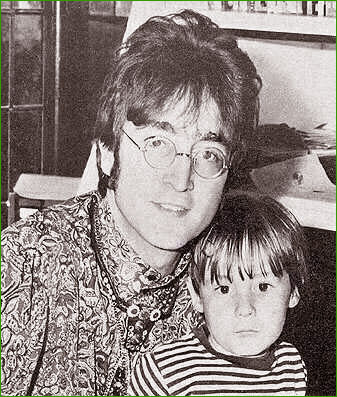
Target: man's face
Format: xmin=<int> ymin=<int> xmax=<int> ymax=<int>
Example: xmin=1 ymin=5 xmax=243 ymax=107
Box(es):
xmin=111 ymin=97 xmax=229 ymax=262
xmin=193 ymin=264 xmax=299 ymax=357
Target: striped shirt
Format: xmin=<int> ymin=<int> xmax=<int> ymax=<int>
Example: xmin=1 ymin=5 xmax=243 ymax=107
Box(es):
xmin=129 ymin=330 xmax=307 ymax=396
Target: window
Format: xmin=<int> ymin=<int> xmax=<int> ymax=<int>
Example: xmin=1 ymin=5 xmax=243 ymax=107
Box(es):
xmin=1 ymin=1 xmax=130 ymax=228
xmin=89 ymin=1 xmax=132 ymax=18
xmin=1 ymin=1 xmax=55 ymax=228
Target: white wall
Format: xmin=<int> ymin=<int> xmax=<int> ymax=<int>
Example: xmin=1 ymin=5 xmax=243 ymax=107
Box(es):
xmin=239 ymin=38 xmax=336 ymax=131
xmin=125 ymin=1 xmax=336 ymax=132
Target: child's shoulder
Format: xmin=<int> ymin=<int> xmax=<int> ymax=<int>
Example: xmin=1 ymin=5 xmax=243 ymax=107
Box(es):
xmin=276 ymin=340 xmax=301 ymax=351
xmin=274 ymin=341 xmax=304 ymax=361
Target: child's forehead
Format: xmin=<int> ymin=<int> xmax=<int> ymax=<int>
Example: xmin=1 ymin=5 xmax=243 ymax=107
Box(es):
xmin=207 ymin=258 xmax=280 ymax=280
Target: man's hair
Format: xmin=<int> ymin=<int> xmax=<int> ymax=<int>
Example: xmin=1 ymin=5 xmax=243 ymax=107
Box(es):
xmin=94 ymin=9 xmax=261 ymax=192
xmin=190 ymin=194 xmax=308 ymax=297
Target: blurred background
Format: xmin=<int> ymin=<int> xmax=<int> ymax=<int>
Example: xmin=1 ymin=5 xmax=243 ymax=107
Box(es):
xmin=1 ymin=1 xmax=131 ymax=228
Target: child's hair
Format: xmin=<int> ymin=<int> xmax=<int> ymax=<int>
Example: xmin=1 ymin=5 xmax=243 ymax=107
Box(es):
xmin=190 ymin=194 xmax=307 ymax=297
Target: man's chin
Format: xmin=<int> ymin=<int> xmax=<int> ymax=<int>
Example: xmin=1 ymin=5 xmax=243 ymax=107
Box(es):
xmin=150 ymin=236 xmax=190 ymax=252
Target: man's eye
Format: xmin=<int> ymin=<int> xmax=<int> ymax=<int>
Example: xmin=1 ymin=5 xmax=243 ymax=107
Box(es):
xmin=258 ymin=283 xmax=271 ymax=292
xmin=150 ymin=138 xmax=165 ymax=148
xmin=202 ymin=150 xmax=219 ymax=162
xmin=216 ymin=285 xmax=230 ymax=294
xmin=146 ymin=137 xmax=171 ymax=152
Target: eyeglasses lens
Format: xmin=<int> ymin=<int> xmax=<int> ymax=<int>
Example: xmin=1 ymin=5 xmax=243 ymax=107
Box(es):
xmin=144 ymin=138 xmax=174 ymax=168
xmin=143 ymin=137 xmax=227 ymax=178
xmin=193 ymin=148 xmax=226 ymax=179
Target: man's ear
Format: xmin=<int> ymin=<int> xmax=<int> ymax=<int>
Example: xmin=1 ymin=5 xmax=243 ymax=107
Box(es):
xmin=186 ymin=277 xmax=204 ymax=313
xmin=99 ymin=140 xmax=115 ymax=176
xmin=288 ymin=286 xmax=300 ymax=308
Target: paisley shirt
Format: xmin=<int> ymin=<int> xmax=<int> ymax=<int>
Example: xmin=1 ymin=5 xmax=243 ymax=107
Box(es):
xmin=1 ymin=191 xmax=196 ymax=396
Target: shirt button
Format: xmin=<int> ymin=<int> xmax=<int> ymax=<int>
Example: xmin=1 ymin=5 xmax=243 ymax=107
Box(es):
xmin=147 ymin=273 xmax=157 ymax=281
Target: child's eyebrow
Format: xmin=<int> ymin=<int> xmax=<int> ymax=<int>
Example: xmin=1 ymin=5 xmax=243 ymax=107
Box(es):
xmin=252 ymin=272 xmax=281 ymax=280
xmin=216 ymin=274 xmax=232 ymax=284
xmin=216 ymin=270 xmax=280 ymax=283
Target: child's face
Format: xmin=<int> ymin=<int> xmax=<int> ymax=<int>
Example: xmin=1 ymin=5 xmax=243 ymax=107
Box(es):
xmin=189 ymin=264 xmax=300 ymax=357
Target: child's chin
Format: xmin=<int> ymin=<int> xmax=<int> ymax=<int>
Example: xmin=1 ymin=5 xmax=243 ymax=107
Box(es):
xmin=229 ymin=342 xmax=268 ymax=357
xmin=234 ymin=349 xmax=265 ymax=357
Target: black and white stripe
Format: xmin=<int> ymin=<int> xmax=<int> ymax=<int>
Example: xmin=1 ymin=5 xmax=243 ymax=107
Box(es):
xmin=129 ymin=334 xmax=307 ymax=396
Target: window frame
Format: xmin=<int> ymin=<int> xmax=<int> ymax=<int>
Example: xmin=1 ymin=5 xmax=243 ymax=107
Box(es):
xmin=1 ymin=1 xmax=56 ymax=226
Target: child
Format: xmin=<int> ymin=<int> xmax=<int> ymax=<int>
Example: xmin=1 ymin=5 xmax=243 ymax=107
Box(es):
xmin=129 ymin=194 xmax=308 ymax=396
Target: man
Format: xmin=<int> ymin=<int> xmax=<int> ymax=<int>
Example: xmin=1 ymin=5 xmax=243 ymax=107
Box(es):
xmin=1 ymin=10 xmax=261 ymax=396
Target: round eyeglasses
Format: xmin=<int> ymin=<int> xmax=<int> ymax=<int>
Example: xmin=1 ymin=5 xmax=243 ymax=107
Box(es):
xmin=123 ymin=130 xmax=230 ymax=179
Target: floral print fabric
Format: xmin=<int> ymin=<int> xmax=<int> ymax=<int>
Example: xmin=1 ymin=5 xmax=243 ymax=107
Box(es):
xmin=1 ymin=191 xmax=196 ymax=396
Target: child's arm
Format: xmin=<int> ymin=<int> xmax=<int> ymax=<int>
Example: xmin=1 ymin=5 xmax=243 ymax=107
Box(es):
xmin=294 ymin=356 xmax=307 ymax=396
xmin=128 ymin=352 xmax=170 ymax=396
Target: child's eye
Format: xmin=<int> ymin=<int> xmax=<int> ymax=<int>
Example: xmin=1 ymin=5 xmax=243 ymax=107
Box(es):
xmin=258 ymin=283 xmax=271 ymax=292
xmin=216 ymin=285 xmax=230 ymax=295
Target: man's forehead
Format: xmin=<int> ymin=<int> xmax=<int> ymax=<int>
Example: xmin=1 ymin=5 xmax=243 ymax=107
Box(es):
xmin=148 ymin=119 xmax=221 ymax=141
xmin=158 ymin=94 xmax=220 ymax=120
xmin=151 ymin=95 xmax=222 ymax=136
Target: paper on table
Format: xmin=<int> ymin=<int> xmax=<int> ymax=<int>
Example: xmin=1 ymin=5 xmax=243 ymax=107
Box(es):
xmin=250 ymin=154 xmax=335 ymax=195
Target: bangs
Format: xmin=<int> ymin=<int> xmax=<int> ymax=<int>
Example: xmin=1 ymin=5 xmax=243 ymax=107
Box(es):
xmin=121 ymin=39 xmax=242 ymax=144
xmin=126 ymin=83 xmax=210 ymax=128
xmin=207 ymin=228 xmax=288 ymax=285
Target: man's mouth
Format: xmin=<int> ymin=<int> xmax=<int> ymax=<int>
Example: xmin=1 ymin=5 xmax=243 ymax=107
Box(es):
xmin=153 ymin=202 xmax=190 ymax=216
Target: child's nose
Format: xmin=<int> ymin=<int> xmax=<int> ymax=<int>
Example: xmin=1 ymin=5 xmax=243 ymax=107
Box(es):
xmin=235 ymin=293 xmax=255 ymax=318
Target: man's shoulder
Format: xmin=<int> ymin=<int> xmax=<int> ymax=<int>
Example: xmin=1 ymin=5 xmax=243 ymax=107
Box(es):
xmin=2 ymin=191 xmax=96 ymax=250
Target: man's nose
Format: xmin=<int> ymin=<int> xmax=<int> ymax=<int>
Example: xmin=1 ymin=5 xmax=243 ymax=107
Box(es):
xmin=235 ymin=292 xmax=255 ymax=318
xmin=162 ymin=153 xmax=194 ymax=192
